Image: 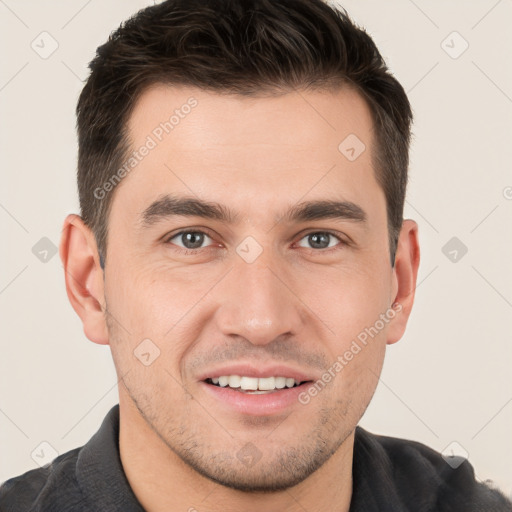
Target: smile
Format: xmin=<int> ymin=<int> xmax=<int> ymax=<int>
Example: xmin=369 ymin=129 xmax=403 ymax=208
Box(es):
xmin=206 ymin=375 xmax=305 ymax=393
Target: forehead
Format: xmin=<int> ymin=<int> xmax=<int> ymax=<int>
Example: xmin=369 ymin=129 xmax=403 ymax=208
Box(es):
xmin=112 ymin=84 xmax=382 ymax=228
xmin=127 ymin=83 xmax=374 ymax=153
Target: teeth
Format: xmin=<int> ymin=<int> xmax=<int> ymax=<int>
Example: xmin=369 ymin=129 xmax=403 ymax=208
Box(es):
xmin=240 ymin=376 xmax=259 ymax=390
xmin=285 ymin=378 xmax=295 ymax=388
xmin=228 ymin=375 xmax=241 ymax=388
xmin=275 ymin=377 xmax=286 ymax=389
xmin=208 ymin=375 xmax=302 ymax=391
xmin=258 ymin=377 xmax=275 ymax=390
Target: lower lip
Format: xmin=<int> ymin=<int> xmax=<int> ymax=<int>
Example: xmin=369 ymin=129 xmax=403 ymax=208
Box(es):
xmin=200 ymin=381 xmax=312 ymax=416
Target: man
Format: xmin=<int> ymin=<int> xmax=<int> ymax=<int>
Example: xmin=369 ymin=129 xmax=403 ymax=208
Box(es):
xmin=1 ymin=0 xmax=510 ymax=510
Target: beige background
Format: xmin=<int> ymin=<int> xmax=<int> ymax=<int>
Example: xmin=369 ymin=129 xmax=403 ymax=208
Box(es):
xmin=1 ymin=0 xmax=511 ymax=497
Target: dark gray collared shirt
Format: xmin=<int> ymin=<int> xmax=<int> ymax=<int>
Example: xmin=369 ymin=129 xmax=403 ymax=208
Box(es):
xmin=1 ymin=404 xmax=510 ymax=511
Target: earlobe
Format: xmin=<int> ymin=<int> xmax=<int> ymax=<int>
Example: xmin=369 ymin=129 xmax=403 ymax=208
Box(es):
xmin=387 ymin=219 xmax=420 ymax=345
xmin=59 ymin=214 xmax=109 ymax=345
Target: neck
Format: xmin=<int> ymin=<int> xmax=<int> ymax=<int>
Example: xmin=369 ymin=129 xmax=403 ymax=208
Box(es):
xmin=119 ymin=394 xmax=354 ymax=512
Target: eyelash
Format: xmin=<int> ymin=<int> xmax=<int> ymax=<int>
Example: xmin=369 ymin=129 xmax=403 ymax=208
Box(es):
xmin=164 ymin=229 xmax=349 ymax=256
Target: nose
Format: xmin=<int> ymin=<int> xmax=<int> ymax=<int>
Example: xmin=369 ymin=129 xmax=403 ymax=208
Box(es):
xmin=214 ymin=252 xmax=304 ymax=347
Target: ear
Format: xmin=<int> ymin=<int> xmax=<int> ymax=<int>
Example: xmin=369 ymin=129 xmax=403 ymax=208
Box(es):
xmin=387 ymin=219 xmax=420 ymax=345
xmin=59 ymin=214 xmax=109 ymax=345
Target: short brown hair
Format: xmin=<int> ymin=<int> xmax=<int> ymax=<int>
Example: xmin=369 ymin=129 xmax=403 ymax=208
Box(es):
xmin=76 ymin=0 xmax=413 ymax=266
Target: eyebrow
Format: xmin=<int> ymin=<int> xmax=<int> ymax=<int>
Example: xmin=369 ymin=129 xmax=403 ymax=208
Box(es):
xmin=140 ymin=194 xmax=367 ymax=228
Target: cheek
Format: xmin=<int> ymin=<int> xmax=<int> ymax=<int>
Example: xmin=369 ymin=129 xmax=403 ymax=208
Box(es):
xmin=300 ymin=260 xmax=393 ymax=340
xmin=105 ymin=262 xmax=226 ymax=367
xmin=298 ymin=259 xmax=392 ymax=406
xmin=106 ymin=260 xmax=193 ymax=331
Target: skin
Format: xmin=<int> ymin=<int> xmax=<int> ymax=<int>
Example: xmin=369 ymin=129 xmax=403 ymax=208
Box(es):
xmin=60 ymin=84 xmax=420 ymax=512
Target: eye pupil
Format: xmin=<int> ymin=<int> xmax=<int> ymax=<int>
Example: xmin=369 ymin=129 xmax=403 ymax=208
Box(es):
xmin=182 ymin=232 xmax=204 ymax=249
xmin=309 ymin=233 xmax=330 ymax=249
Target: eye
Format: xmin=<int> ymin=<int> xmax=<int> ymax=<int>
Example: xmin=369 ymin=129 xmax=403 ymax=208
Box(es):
xmin=165 ymin=230 xmax=215 ymax=251
xmin=296 ymin=231 xmax=345 ymax=251
xmin=164 ymin=229 xmax=347 ymax=255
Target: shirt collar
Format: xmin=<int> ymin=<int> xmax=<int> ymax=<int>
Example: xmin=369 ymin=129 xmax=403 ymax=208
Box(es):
xmin=75 ymin=404 xmax=145 ymax=511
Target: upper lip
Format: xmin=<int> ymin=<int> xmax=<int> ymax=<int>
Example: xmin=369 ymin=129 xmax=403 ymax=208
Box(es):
xmin=197 ymin=362 xmax=318 ymax=383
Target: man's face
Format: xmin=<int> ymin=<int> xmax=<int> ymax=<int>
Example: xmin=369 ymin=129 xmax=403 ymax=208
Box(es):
xmin=103 ymin=85 xmax=400 ymax=491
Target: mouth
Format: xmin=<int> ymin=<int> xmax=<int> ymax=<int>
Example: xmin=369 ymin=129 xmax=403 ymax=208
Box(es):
xmin=204 ymin=375 xmax=311 ymax=394
xmin=197 ymin=364 xmax=318 ymax=415
xmin=200 ymin=375 xmax=314 ymax=415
